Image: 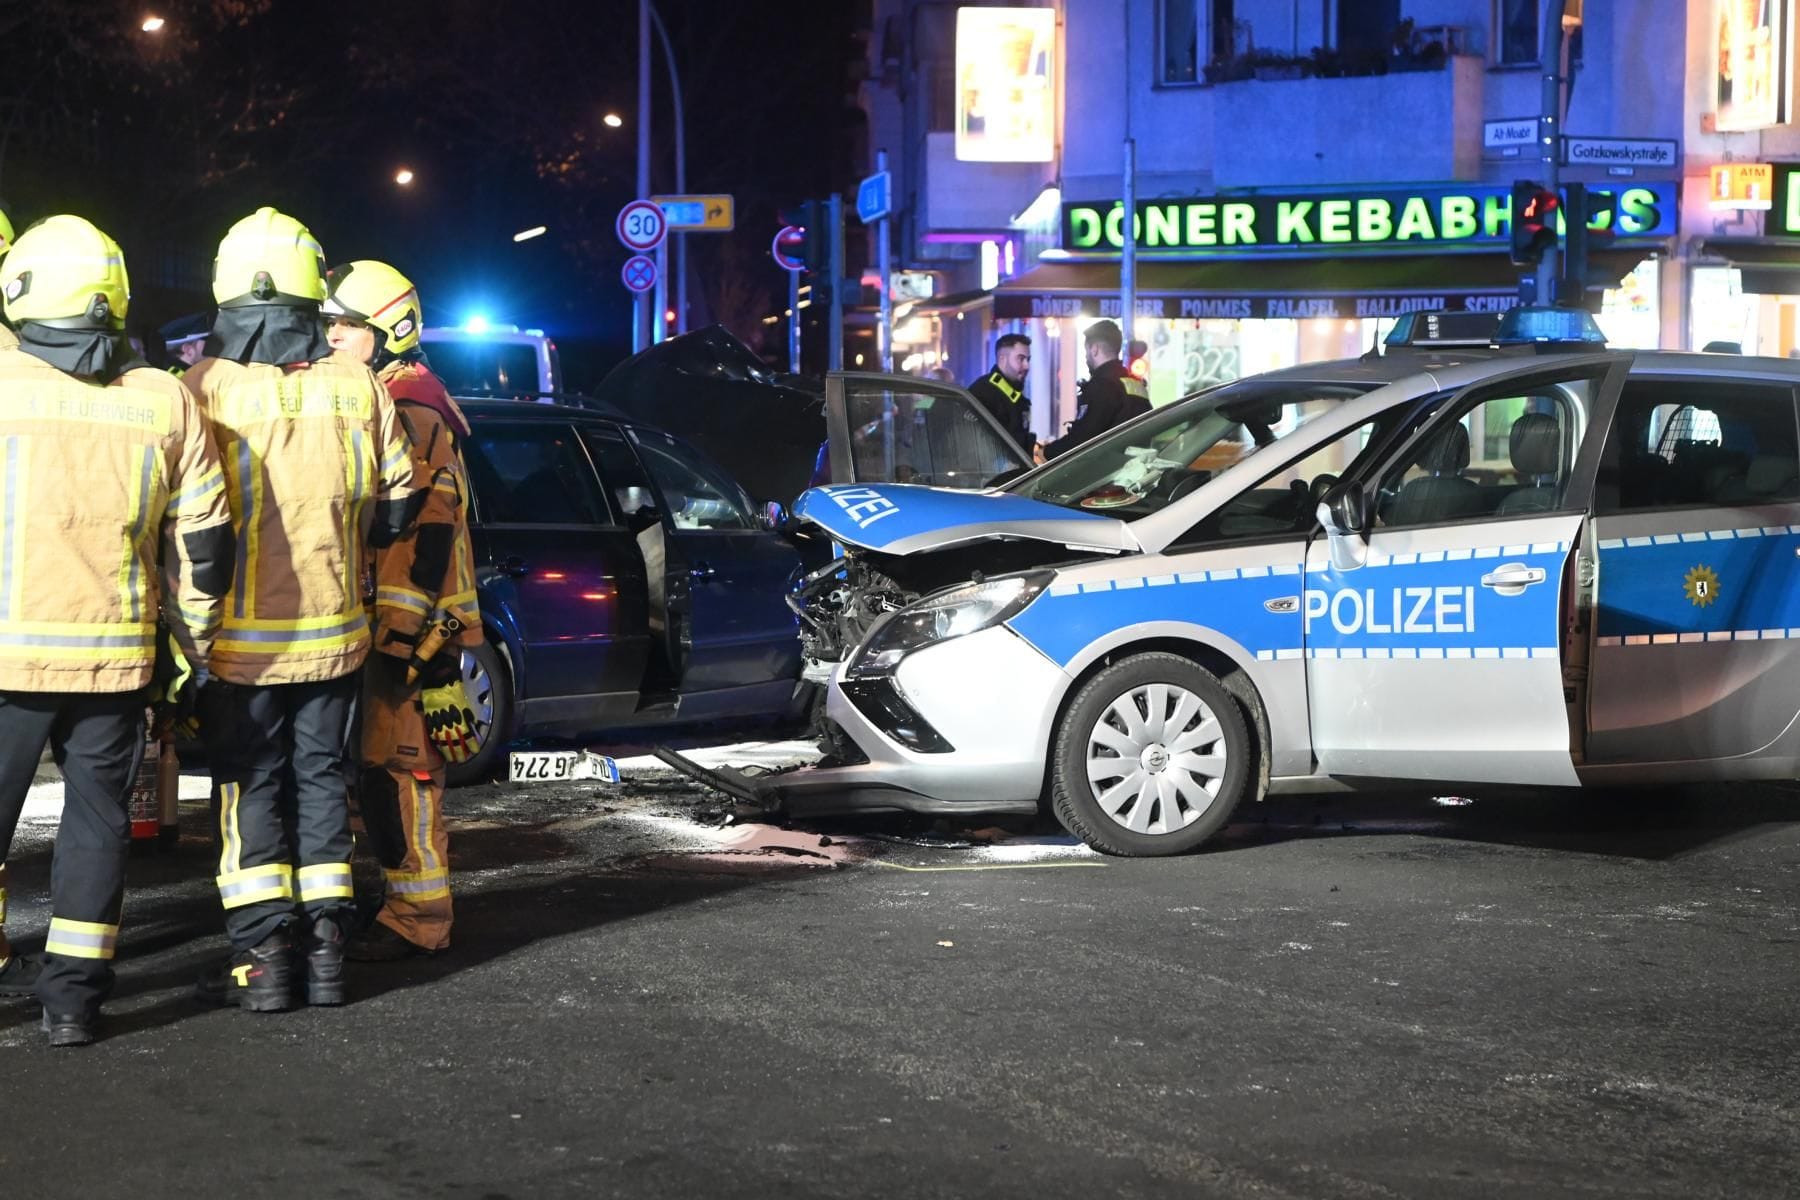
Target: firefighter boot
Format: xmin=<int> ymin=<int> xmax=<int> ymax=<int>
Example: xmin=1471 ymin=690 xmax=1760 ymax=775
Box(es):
xmin=305 ymin=915 xmax=346 ymax=1007
xmin=0 ymin=951 xmax=43 ymax=998
xmin=41 ymin=1009 xmax=97 ymax=1048
xmin=197 ymin=931 xmax=295 ymax=1012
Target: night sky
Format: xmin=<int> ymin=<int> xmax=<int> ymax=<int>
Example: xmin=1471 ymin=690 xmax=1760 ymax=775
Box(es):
xmin=0 ymin=0 xmax=864 ymax=386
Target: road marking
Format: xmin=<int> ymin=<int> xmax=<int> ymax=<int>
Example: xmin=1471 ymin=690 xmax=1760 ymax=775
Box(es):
xmin=869 ymin=860 xmax=1107 ymax=873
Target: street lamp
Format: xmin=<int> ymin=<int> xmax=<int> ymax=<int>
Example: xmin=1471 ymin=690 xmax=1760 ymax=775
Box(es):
xmin=141 ymin=14 xmax=165 ymax=32
xmin=513 ymin=225 xmax=547 ymax=243
xmin=602 ymin=113 xmax=624 ymax=129
xmin=393 ymin=167 xmax=415 ymax=186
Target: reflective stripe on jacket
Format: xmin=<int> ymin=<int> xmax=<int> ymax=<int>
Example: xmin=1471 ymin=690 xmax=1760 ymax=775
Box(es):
xmin=184 ymin=355 xmax=416 ymax=685
xmin=0 ymin=349 xmax=233 ymax=691
xmin=370 ymin=361 xmax=480 ymax=659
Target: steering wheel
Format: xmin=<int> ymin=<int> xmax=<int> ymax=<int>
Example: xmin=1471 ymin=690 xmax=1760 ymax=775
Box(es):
xmin=1149 ymin=468 xmax=1210 ymax=505
xmin=1307 ymin=473 xmax=1340 ymax=505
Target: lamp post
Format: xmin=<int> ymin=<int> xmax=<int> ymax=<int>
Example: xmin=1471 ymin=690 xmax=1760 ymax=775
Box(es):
xmin=635 ymin=0 xmax=651 ymax=353
xmin=649 ymin=4 xmax=687 ymax=338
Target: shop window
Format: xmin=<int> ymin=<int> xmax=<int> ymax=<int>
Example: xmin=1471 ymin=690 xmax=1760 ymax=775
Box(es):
xmin=1378 ymin=378 xmax=1596 ymax=527
xmin=1597 ymin=382 xmax=1800 ymax=513
xmin=1494 ymin=0 xmax=1582 ymax=66
xmin=1159 ymin=0 xmax=1234 ymax=85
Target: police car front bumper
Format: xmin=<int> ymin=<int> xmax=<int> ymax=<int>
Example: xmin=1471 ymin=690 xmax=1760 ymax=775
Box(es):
xmin=764 ymin=625 xmax=1065 ymax=817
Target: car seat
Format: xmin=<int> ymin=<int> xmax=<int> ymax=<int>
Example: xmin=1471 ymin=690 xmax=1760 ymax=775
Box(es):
xmin=1386 ymin=423 xmax=1484 ymax=526
xmin=1496 ymin=412 xmax=1563 ymax=514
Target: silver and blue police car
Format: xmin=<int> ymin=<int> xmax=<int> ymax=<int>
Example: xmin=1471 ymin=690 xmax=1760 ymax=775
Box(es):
xmin=688 ymin=313 xmax=1800 ymax=856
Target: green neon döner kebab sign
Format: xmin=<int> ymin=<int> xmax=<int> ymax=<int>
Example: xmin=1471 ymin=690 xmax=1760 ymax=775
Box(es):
xmin=1061 ymin=184 xmax=1676 ymax=253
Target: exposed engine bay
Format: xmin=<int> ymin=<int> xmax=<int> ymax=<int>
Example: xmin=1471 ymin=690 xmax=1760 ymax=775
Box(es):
xmin=787 ymin=538 xmax=1104 ymax=672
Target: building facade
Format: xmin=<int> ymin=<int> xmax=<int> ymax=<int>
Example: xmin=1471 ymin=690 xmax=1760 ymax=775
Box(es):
xmin=859 ymin=0 xmax=1687 ymax=441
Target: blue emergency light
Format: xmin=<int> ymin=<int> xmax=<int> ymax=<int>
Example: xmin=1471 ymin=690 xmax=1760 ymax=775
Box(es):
xmin=1493 ymin=306 xmax=1608 ymax=346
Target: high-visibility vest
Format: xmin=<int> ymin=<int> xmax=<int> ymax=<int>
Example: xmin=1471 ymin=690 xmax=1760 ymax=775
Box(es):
xmin=0 ymin=348 xmax=233 ymax=692
xmin=184 ymin=355 xmax=417 ymax=686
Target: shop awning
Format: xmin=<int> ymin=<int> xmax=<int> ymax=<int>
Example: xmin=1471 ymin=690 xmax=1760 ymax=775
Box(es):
xmin=1698 ymin=238 xmax=1800 ymax=294
xmin=991 ymin=250 xmax=1651 ymax=321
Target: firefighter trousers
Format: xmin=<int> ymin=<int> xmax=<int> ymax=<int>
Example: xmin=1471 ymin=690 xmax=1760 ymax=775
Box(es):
xmin=201 ymin=675 xmax=358 ymax=950
xmin=358 ymin=656 xmax=451 ymax=950
xmin=0 ymin=690 xmax=145 ymax=1015
xmin=360 ymin=765 xmax=452 ymax=951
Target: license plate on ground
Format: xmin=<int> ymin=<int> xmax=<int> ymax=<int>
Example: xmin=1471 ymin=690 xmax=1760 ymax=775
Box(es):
xmin=508 ymin=750 xmax=621 ymax=784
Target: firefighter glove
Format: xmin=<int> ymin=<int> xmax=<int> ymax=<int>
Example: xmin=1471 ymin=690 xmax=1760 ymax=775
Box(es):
xmin=422 ymin=677 xmax=479 ymax=764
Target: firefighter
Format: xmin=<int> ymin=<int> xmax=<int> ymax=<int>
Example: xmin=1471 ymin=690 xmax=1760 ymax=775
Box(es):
xmin=0 ymin=202 xmax=26 ymax=1001
xmin=184 ymin=208 xmax=419 ymax=1013
xmin=322 ymin=260 xmax=480 ymax=960
xmin=0 ymin=215 xmax=234 ymax=1045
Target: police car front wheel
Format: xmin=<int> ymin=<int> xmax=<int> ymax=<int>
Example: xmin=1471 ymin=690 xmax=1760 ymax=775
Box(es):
xmin=1050 ymin=653 xmax=1252 ymax=857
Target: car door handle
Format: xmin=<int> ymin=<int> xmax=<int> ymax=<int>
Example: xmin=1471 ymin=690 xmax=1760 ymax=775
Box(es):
xmin=689 ymin=562 xmax=716 ymax=580
xmin=500 ymin=555 xmax=531 ymax=578
xmin=1480 ymin=564 xmax=1546 ymax=594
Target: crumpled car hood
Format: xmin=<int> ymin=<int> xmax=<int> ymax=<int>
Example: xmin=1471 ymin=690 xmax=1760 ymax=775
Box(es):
xmin=794 ymin=482 xmax=1141 ymax=555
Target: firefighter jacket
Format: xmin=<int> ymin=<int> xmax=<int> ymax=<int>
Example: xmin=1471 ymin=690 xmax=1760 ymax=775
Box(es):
xmin=0 ymin=325 xmax=16 ymax=352
xmin=369 ymin=360 xmax=481 ymax=663
xmin=183 ymin=355 xmax=418 ymax=686
xmin=0 ymin=346 xmax=234 ymax=692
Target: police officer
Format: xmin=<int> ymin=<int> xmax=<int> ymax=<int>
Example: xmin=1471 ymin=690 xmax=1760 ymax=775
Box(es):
xmin=966 ymin=333 xmax=1033 ymax=452
xmin=184 ymin=208 xmax=419 ymax=1013
xmin=321 ymin=260 xmax=481 ymax=961
xmin=0 ymin=216 xmax=234 ymax=1044
xmin=1042 ymin=319 xmax=1150 ymax=461
xmin=159 ymin=312 xmax=211 ymax=374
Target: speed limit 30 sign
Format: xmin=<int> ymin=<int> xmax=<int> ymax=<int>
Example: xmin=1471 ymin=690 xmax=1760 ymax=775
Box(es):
xmin=616 ymin=199 xmax=668 ymax=252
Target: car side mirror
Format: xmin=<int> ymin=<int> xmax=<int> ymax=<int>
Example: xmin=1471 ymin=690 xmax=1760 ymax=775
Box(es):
xmin=759 ymin=499 xmax=789 ymax=532
xmin=1317 ymin=482 xmax=1371 ymax=571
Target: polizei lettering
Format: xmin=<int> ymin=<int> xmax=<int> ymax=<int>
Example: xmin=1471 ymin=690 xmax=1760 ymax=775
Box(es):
xmin=1303 ymin=586 xmax=1477 ymax=636
xmin=822 ymin=486 xmax=901 ymax=529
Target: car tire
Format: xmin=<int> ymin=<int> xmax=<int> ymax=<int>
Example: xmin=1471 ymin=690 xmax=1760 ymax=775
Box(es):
xmin=445 ymin=637 xmax=514 ymax=788
xmin=1050 ymin=652 xmax=1253 ymax=857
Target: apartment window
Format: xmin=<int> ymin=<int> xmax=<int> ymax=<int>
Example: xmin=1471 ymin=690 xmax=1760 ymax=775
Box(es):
xmin=1159 ymin=0 xmax=1235 ymax=84
xmin=1495 ymin=0 xmax=1583 ymax=66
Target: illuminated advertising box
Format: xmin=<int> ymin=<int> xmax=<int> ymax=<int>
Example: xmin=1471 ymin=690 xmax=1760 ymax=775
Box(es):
xmin=954 ymin=7 xmax=1056 ymax=163
xmin=1714 ymin=0 xmax=1792 ymax=131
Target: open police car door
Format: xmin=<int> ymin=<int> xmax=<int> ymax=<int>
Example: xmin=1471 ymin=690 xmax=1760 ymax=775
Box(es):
xmin=822 ymin=372 xmax=1032 ymax=489
xmin=1306 ymin=354 xmax=1627 ymax=785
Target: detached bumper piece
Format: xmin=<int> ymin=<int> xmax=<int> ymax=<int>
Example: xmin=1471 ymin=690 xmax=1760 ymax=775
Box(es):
xmin=839 ymin=679 xmax=954 ymax=754
xmin=652 ymin=748 xmax=778 ymax=808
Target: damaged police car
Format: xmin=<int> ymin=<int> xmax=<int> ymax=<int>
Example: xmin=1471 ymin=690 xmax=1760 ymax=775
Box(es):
xmin=668 ymin=316 xmax=1800 ymax=856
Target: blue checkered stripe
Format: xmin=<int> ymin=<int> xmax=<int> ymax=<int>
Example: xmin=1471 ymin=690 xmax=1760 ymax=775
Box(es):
xmin=1594 ymin=522 xmax=1800 ymax=647
xmin=1006 ymin=540 xmax=1572 ymax=668
xmin=1304 ymin=540 xmax=1572 ymax=661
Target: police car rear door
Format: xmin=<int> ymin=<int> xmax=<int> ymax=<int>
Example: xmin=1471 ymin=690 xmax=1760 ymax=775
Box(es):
xmin=1305 ymin=356 xmax=1626 ymax=785
xmin=1584 ymin=367 xmax=1800 ymax=765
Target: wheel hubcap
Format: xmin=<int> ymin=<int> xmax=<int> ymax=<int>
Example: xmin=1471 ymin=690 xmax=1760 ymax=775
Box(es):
xmin=459 ymin=649 xmax=497 ymax=754
xmin=1084 ymin=682 xmax=1227 ymax=836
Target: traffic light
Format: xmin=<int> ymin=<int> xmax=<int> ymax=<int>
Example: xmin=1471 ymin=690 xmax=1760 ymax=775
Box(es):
xmin=779 ymin=199 xmax=830 ymax=271
xmin=1510 ymin=180 xmax=1559 ymax=267
xmin=1560 ymin=184 xmax=1617 ymax=310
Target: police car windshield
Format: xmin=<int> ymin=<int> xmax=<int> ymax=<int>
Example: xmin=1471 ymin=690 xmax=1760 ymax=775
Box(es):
xmin=1008 ymin=378 xmax=1378 ymax=517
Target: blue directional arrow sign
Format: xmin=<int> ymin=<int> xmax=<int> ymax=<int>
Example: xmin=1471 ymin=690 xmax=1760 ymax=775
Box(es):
xmin=856 ymin=170 xmax=892 ymax=224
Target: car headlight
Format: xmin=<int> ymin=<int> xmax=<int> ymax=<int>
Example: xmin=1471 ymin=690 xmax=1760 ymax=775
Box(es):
xmin=847 ymin=571 xmax=1053 ymax=677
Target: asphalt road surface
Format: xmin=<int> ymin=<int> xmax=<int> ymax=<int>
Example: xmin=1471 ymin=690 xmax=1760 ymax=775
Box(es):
xmin=3 ymin=745 xmax=1798 ymax=1199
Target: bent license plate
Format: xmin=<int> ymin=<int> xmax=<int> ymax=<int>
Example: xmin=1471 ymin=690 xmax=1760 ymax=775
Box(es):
xmin=508 ymin=750 xmax=622 ymax=784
